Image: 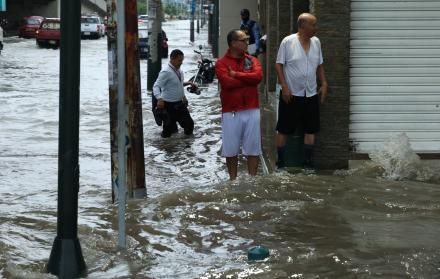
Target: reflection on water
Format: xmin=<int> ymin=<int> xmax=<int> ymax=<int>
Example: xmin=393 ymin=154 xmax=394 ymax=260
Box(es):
xmin=1 ymin=20 xmax=440 ymax=278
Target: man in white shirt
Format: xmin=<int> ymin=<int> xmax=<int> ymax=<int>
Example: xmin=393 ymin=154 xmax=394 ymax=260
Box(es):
xmin=275 ymin=13 xmax=328 ymax=170
xmin=153 ymin=49 xmax=196 ymax=138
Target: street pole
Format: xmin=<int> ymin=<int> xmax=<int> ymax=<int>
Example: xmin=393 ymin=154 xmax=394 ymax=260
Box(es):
xmin=124 ymin=0 xmax=146 ymax=199
xmin=116 ymin=0 xmax=127 ymax=248
xmin=108 ymin=0 xmax=147 ymax=201
xmin=106 ymin=0 xmax=119 ymax=204
xmin=47 ymin=0 xmax=86 ymax=276
xmin=190 ymin=0 xmax=195 ymax=42
xmin=196 ymin=0 xmax=200 ymax=34
xmin=201 ymin=0 xmax=204 ymax=27
xmin=147 ymin=0 xmax=162 ymax=90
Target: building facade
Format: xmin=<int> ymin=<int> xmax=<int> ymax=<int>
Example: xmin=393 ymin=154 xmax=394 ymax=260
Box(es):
xmin=255 ymin=0 xmax=439 ymax=170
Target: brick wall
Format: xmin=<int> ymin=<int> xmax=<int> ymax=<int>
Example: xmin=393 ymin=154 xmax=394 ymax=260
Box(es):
xmin=310 ymin=0 xmax=350 ymax=169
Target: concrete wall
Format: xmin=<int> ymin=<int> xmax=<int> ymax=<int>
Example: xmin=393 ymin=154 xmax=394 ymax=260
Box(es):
xmin=218 ymin=0 xmax=257 ymax=57
xmin=1 ymin=0 xmax=59 ymax=32
xmin=81 ymin=0 xmax=107 ymax=17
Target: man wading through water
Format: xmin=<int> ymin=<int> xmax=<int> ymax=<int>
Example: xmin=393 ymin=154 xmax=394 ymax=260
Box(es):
xmin=275 ymin=13 xmax=328 ymax=171
xmin=153 ymin=49 xmax=197 ymax=138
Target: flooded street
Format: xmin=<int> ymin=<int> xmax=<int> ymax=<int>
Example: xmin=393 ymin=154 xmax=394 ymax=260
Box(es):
xmin=1 ymin=20 xmax=440 ymax=278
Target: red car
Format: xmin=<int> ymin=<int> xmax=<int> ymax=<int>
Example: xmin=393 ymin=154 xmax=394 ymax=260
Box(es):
xmin=36 ymin=18 xmax=61 ymax=48
xmin=19 ymin=16 xmax=44 ymax=38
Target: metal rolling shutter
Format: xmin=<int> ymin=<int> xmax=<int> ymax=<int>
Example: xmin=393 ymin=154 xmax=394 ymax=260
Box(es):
xmin=350 ymin=0 xmax=440 ymax=153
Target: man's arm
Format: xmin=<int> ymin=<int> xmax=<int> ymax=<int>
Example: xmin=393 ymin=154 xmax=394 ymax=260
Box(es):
xmin=275 ymin=63 xmax=293 ymax=104
xmin=233 ymin=57 xmax=262 ymax=85
xmin=252 ymin=23 xmax=261 ymax=51
xmin=153 ymin=71 xmax=168 ymax=108
xmin=215 ymin=60 xmax=248 ymax=89
xmin=317 ymin=64 xmax=328 ymax=104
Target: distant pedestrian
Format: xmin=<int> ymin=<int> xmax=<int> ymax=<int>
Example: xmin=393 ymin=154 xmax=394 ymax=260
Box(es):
xmin=215 ymin=29 xmax=263 ymax=180
xmin=239 ymin=9 xmax=261 ymax=56
xmin=275 ymin=13 xmax=328 ymax=170
xmin=152 ymin=49 xmax=197 ymax=138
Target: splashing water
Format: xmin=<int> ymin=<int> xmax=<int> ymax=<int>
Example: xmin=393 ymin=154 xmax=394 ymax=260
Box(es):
xmin=369 ymin=133 xmax=437 ymax=181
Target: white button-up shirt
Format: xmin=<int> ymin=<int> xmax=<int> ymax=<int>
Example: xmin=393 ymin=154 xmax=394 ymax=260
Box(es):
xmin=276 ymin=33 xmax=323 ymax=97
xmin=153 ymin=63 xmax=185 ymax=102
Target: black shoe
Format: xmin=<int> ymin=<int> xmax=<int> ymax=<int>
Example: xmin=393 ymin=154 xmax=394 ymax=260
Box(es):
xmin=171 ymin=127 xmax=178 ymax=134
xmin=276 ymin=160 xmax=285 ymax=169
xmin=303 ymin=160 xmax=315 ymax=173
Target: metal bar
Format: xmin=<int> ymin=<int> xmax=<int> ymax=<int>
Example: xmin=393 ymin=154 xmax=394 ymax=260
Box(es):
xmin=116 ymin=0 xmax=127 ymax=249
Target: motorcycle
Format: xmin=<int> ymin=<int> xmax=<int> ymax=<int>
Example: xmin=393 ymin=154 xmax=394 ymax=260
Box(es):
xmin=187 ymin=47 xmax=215 ymax=95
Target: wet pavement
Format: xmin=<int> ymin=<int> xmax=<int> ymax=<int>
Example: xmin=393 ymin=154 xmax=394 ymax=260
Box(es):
xmin=1 ymin=20 xmax=440 ymax=278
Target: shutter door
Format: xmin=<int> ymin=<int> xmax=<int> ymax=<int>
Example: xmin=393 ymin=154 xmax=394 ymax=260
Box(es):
xmin=350 ymin=0 xmax=440 ymax=153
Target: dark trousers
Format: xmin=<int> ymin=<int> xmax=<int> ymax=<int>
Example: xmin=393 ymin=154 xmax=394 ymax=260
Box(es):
xmin=162 ymin=100 xmax=194 ymax=137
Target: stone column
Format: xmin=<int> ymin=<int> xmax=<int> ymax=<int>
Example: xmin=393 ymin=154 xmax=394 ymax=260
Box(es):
xmin=310 ymin=0 xmax=350 ymax=169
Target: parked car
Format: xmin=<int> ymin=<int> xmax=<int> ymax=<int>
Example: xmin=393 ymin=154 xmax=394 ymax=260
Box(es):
xmin=19 ymin=16 xmax=44 ymax=38
xmin=138 ymin=26 xmax=149 ymax=59
xmin=81 ymin=15 xmax=105 ymax=39
xmin=36 ymin=18 xmax=61 ymax=48
xmin=138 ymin=14 xmax=149 ymax=21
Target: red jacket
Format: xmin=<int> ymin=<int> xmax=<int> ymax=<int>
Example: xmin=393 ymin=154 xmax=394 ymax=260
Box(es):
xmin=215 ymin=51 xmax=263 ymax=113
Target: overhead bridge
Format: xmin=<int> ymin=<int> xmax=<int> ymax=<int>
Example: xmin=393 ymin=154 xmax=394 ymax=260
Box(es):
xmin=2 ymin=0 xmax=107 ymax=34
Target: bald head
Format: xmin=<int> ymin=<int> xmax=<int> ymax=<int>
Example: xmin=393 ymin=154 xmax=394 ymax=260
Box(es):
xmin=297 ymin=13 xmax=317 ymax=29
xmin=297 ymin=13 xmax=318 ymax=38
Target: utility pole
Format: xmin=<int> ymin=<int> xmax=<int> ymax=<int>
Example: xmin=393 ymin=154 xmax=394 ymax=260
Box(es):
xmin=124 ymin=0 xmax=146 ymax=199
xmin=47 ymin=0 xmax=86 ymax=276
xmin=116 ymin=0 xmax=127 ymax=248
xmin=106 ymin=0 xmax=119 ymax=204
xmin=196 ymin=0 xmax=200 ymax=34
xmin=201 ymin=0 xmax=204 ymax=27
xmin=190 ymin=0 xmax=195 ymax=42
xmin=107 ymin=0 xmax=147 ymax=201
xmin=147 ymin=0 xmax=162 ymax=90
xmin=107 ymin=0 xmax=146 ymax=248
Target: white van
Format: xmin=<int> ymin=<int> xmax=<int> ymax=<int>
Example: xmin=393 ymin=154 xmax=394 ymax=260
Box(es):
xmin=81 ymin=15 xmax=105 ymax=39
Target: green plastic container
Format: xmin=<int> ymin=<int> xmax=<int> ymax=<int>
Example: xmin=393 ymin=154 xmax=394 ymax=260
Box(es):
xmin=248 ymin=246 xmax=270 ymax=261
xmin=285 ymin=131 xmax=304 ymax=167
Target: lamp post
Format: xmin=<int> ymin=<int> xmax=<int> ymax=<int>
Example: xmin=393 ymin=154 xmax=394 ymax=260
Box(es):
xmin=47 ymin=0 xmax=86 ymax=276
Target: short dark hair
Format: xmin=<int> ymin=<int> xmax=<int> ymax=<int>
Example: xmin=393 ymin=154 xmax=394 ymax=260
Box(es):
xmin=240 ymin=9 xmax=250 ymax=17
xmin=170 ymin=49 xmax=184 ymax=59
xmin=227 ymin=29 xmax=242 ymax=46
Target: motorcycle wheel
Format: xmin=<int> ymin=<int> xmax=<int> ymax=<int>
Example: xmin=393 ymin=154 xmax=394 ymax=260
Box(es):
xmin=194 ymin=75 xmax=203 ymax=85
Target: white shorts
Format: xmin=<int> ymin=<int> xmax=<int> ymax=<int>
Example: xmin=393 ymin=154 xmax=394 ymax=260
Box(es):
xmin=221 ymin=108 xmax=262 ymax=157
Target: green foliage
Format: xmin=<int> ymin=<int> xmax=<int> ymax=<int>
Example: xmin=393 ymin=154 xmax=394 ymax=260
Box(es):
xmin=163 ymin=3 xmax=188 ymax=16
xmin=137 ymin=2 xmax=147 ymax=15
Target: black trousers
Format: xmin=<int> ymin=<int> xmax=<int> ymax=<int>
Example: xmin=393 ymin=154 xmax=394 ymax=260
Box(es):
xmin=162 ymin=100 xmax=194 ymax=137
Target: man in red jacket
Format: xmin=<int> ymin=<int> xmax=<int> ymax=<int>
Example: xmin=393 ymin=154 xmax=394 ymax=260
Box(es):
xmin=215 ymin=29 xmax=263 ymax=180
